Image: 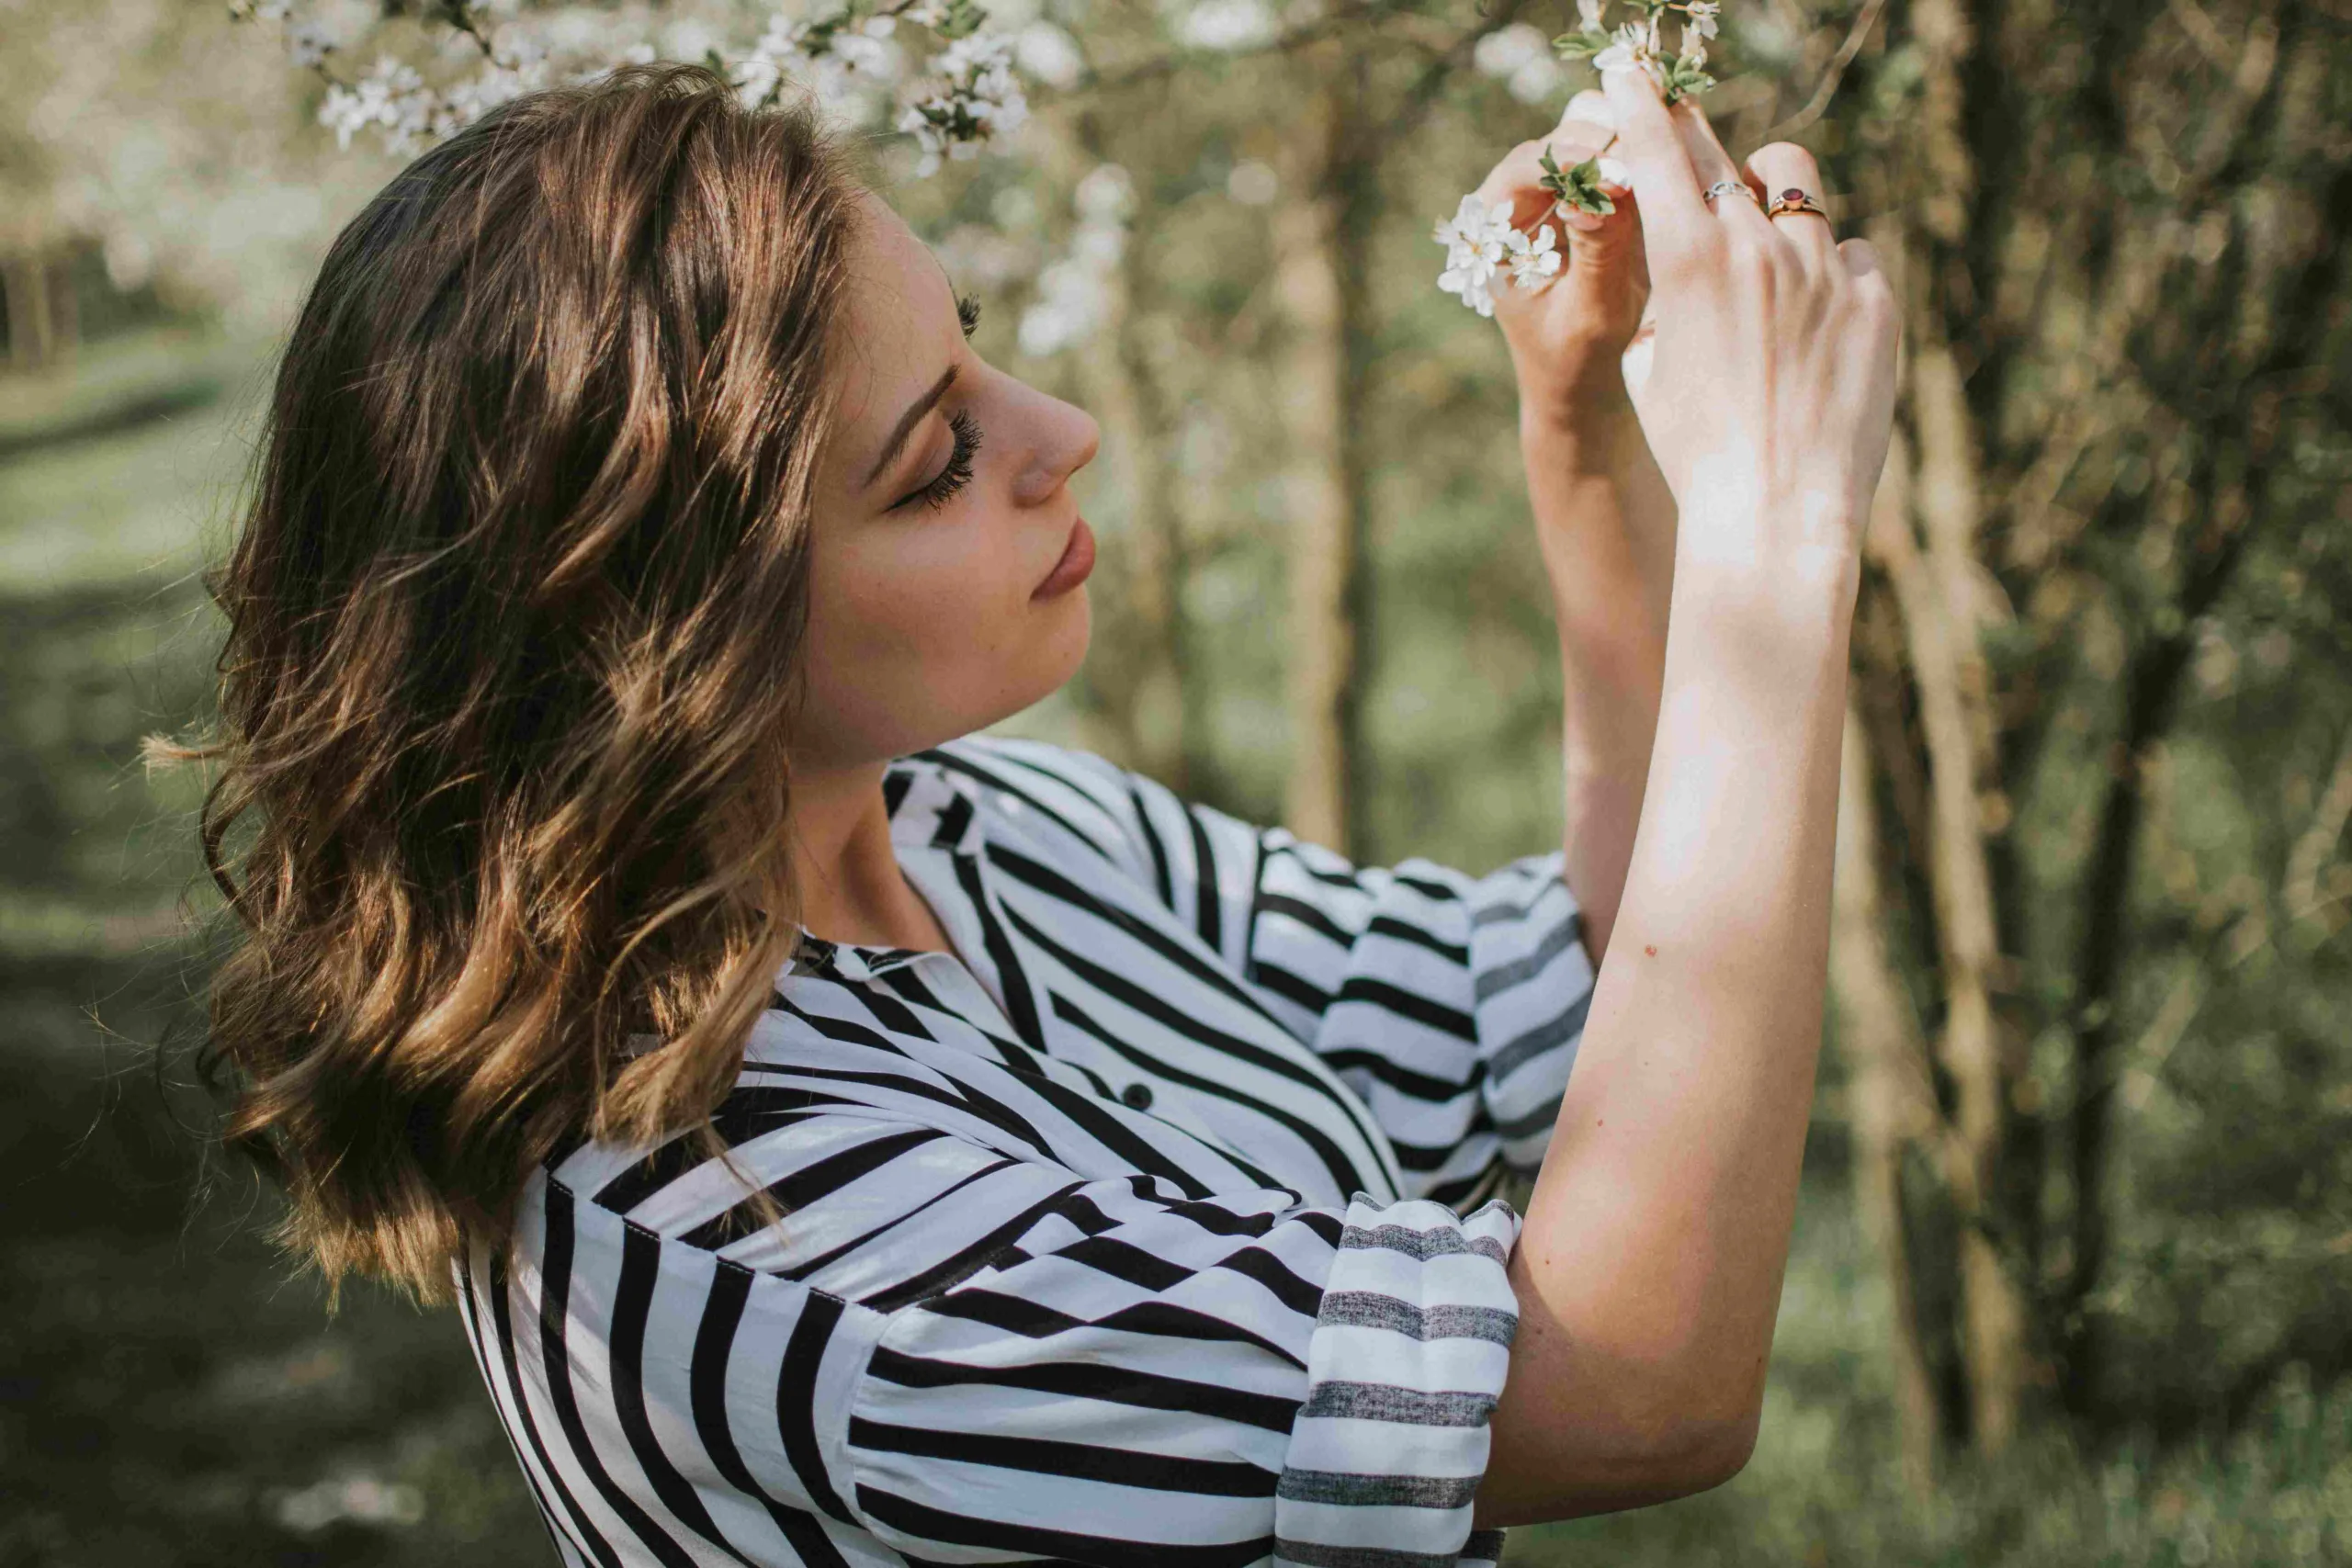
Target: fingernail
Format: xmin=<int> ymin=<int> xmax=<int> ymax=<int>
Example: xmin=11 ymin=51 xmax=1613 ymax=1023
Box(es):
xmin=1562 ymin=92 xmax=1615 ymax=130
xmin=1597 ymin=155 xmax=1631 ymax=186
xmin=1560 ymin=207 xmax=1604 ymax=231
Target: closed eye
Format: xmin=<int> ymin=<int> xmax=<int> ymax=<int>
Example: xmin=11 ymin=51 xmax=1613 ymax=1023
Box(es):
xmin=957 ymin=293 xmax=980 ymax=339
xmin=893 ymin=406 xmax=982 ymax=513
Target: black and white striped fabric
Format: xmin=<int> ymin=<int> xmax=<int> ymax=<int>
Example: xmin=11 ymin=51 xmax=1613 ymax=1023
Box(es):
xmin=455 ymin=735 xmax=1595 ymax=1568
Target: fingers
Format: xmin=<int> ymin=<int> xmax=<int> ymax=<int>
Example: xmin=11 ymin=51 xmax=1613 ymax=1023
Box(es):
xmin=1554 ymin=87 xmax=1614 ymax=153
xmin=1559 ymin=88 xmax=1612 ymax=130
xmin=1839 ymin=235 xmax=1899 ymax=337
xmin=1744 ymin=141 xmax=1838 ymax=274
xmin=1476 ymin=141 xmax=1566 ymax=231
xmin=1601 ymin=65 xmax=1708 ymax=249
xmin=1667 ymin=96 xmax=1743 ymax=197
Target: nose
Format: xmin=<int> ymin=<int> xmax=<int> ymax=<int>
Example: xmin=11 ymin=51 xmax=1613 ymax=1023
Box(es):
xmin=1012 ymin=387 xmax=1101 ymax=507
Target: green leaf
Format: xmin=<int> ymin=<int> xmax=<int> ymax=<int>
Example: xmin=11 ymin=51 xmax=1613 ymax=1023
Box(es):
xmin=1662 ymin=58 xmax=1715 ymax=100
xmin=934 ymin=0 xmax=989 ymax=38
xmin=1553 ymin=28 xmax=1608 ymax=59
xmin=1537 ymin=143 xmax=1616 ymax=217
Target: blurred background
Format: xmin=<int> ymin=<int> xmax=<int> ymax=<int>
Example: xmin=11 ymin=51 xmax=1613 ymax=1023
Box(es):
xmin=4 ymin=0 xmax=2348 ymax=1562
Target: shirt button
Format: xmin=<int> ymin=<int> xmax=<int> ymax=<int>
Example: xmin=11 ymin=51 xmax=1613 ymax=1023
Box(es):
xmin=1120 ymin=1082 xmax=1155 ymax=1111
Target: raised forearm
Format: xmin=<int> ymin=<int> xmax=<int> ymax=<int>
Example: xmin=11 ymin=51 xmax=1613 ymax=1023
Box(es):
xmin=1523 ymin=386 xmax=1675 ymax=965
xmin=1480 ymin=546 xmax=1858 ymax=1525
xmin=1476 ymin=53 xmax=1899 ymax=1530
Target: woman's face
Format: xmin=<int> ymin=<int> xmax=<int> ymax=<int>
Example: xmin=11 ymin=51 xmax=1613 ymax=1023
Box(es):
xmin=795 ymin=192 xmax=1102 ymax=772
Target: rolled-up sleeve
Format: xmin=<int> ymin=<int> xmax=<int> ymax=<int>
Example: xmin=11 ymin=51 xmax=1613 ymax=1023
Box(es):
xmin=841 ymin=1169 xmax=1522 ymax=1567
xmin=1245 ymin=833 xmax=1591 ymax=1204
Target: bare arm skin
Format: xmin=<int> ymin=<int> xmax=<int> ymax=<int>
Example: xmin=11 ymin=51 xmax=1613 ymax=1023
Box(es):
xmin=1472 ymin=63 xmax=1901 ymax=1529
xmin=1485 ymin=93 xmax=1676 ymax=969
xmin=1529 ymin=391 xmax=1673 ymax=968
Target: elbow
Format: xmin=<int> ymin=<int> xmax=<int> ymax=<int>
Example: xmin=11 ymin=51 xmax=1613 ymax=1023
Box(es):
xmin=1577 ymin=1389 xmax=1764 ymax=1515
xmin=1626 ymin=1402 xmax=1760 ymax=1504
xmin=1476 ymin=1384 xmax=1762 ymax=1529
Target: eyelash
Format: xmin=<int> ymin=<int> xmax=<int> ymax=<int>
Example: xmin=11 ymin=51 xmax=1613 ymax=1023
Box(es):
xmin=905 ymin=406 xmax=982 ymax=513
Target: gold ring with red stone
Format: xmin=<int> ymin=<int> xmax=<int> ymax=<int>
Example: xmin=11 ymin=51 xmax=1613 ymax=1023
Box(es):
xmin=1764 ymin=186 xmax=1829 ymax=221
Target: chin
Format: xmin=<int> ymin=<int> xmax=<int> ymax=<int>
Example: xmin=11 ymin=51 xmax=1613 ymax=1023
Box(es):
xmin=1031 ymin=581 xmax=1092 ymax=698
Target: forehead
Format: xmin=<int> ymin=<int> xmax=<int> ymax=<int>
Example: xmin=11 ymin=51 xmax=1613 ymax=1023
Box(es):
xmin=832 ymin=194 xmax=953 ymax=435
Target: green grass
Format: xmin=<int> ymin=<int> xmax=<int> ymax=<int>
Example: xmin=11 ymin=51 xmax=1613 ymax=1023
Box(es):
xmin=0 ymin=323 xmax=270 ymax=593
xmin=1516 ymin=1198 xmax=2352 ymax=1565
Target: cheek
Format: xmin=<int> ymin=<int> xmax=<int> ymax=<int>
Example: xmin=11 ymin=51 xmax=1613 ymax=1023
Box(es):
xmin=799 ymin=514 xmax=1068 ymax=759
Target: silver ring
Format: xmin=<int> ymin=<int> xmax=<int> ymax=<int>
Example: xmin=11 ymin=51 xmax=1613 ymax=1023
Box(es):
xmin=1703 ymin=179 xmax=1760 ymax=208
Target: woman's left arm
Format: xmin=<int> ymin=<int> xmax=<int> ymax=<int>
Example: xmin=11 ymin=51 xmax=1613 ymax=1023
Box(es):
xmin=1481 ymin=92 xmax=1676 ymax=967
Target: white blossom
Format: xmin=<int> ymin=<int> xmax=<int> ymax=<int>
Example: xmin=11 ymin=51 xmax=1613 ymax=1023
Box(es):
xmin=286 ymin=20 xmax=334 ymax=69
xmin=1014 ymin=22 xmax=1084 ymax=89
xmin=729 ymin=15 xmax=808 ymax=110
xmin=1473 ymin=22 xmax=1545 ymax=77
xmin=1473 ymin=23 xmax=1563 ymax=103
xmin=1590 ymin=22 xmax=1649 ymax=75
xmin=1177 ymin=0 xmax=1276 ymax=52
xmin=1503 ymin=220 xmax=1562 ymax=289
xmin=1433 ymin=193 xmax=1513 ymax=317
xmin=1438 ymin=0 xmax=1733 ymax=318
xmin=1019 ymin=163 xmax=1131 ymax=355
xmin=253 ymin=0 xmax=1039 ymax=180
xmin=899 ymin=28 xmax=1026 ymax=175
xmin=317 ymin=55 xmax=428 ymax=153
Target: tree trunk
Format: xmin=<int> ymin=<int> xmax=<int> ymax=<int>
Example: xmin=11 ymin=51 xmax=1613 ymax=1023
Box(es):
xmin=1870 ymin=396 xmax=2030 ymax=1453
xmin=4 ymin=253 xmax=59 ymax=370
xmin=1076 ymin=203 xmax=1191 ymax=790
xmin=1272 ymin=73 xmax=1364 ymax=853
xmin=1831 ymin=699 xmax=1944 ymax=1494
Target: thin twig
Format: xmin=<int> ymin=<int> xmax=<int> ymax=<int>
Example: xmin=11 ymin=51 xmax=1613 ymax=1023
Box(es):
xmin=1759 ymin=0 xmax=1890 ymax=142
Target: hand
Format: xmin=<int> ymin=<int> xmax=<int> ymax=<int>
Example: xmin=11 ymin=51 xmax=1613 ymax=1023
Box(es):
xmin=1599 ymin=65 xmax=1900 ymax=592
xmin=1476 ymin=92 xmax=1651 ymax=422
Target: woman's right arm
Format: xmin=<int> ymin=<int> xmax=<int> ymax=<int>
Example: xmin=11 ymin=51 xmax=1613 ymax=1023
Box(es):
xmin=1473 ymin=64 xmax=1901 ymax=1528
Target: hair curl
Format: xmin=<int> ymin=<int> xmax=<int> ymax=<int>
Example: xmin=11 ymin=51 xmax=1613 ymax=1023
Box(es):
xmin=155 ymin=62 xmax=865 ymax=1303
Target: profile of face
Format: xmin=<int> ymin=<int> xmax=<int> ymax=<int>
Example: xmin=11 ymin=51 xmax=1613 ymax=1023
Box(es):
xmin=794 ymin=192 xmax=1102 ymax=773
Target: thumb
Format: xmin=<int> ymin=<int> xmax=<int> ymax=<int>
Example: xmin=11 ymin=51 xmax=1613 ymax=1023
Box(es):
xmin=1555 ymin=162 xmax=1640 ymax=287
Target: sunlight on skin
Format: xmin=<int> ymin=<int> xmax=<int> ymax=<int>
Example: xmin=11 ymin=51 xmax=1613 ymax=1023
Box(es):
xmin=783 ymin=191 xmax=1101 ymax=947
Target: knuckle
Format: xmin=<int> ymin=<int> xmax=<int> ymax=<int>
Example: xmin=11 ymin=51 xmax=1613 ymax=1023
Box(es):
xmin=1723 ymin=232 xmax=1772 ymax=281
xmin=1687 ymin=231 xmax=1735 ymax=276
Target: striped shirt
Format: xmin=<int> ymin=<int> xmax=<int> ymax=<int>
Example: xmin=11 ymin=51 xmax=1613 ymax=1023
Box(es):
xmin=455 ymin=735 xmax=1595 ymax=1568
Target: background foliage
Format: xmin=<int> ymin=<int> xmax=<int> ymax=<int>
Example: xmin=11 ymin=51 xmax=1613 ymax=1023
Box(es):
xmin=3 ymin=0 xmax=2348 ymax=1562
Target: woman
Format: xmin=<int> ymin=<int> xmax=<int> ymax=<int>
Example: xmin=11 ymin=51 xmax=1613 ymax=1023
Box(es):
xmin=186 ymin=54 xmax=1894 ymax=1567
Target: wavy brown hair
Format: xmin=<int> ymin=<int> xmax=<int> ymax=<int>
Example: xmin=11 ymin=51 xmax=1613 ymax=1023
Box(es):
xmin=156 ymin=62 xmax=865 ymax=1303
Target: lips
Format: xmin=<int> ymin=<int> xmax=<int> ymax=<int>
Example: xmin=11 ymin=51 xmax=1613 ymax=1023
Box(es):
xmin=1031 ymin=516 xmax=1095 ymax=600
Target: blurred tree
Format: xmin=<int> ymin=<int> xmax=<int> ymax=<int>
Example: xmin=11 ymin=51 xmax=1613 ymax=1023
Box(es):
xmin=1790 ymin=0 xmax=2352 ymax=1472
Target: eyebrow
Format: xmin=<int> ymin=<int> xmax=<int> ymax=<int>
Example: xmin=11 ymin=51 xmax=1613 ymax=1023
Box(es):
xmin=864 ymin=363 xmax=959 ymax=491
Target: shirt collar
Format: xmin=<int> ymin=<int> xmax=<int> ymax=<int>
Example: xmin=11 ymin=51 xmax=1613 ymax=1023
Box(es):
xmin=781 ymin=751 xmax=984 ymax=984
xmin=882 ymin=751 xmax=988 ymax=857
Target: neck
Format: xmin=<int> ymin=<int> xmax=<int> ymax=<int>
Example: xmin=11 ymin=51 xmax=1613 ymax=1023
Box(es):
xmin=786 ymin=758 xmax=944 ymax=952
